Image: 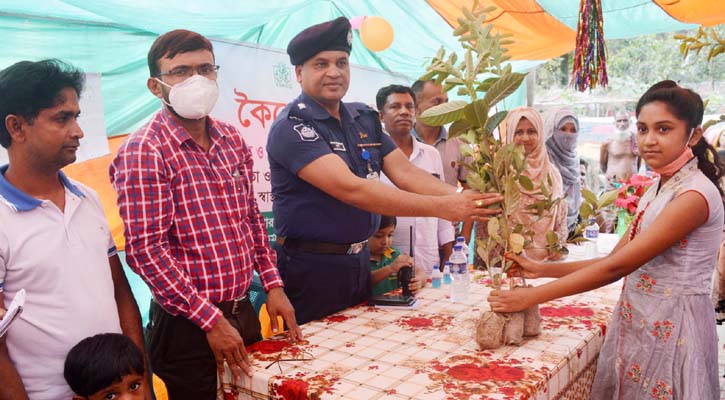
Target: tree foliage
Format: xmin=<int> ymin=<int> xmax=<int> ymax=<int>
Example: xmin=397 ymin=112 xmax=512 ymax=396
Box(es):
xmin=418 ymin=2 xmax=565 ymax=288
xmin=536 ymin=26 xmax=725 ymax=114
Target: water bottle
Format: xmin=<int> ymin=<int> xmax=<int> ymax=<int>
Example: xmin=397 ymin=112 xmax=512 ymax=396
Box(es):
xmin=443 ymin=262 xmax=452 ymax=285
xmin=431 ymin=264 xmax=442 ymax=289
xmin=584 ymin=217 xmax=599 ymax=259
xmin=449 ymin=245 xmax=469 ymax=302
xmin=456 ymin=236 xmax=469 ymax=258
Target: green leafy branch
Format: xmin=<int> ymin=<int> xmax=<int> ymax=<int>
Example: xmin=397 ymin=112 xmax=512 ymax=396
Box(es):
xmin=675 ymin=27 xmax=725 ymax=62
xmin=417 ymin=1 xmax=564 ymax=288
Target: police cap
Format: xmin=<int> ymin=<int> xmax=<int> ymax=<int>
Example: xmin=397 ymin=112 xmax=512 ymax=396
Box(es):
xmin=287 ymin=17 xmax=352 ymax=65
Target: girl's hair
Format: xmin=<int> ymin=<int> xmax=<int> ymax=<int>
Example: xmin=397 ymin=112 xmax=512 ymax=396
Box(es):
xmin=379 ymin=215 xmax=397 ymax=230
xmin=636 ymin=80 xmax=724 ymax=196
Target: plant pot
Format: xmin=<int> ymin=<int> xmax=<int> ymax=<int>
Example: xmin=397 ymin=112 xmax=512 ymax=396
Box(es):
xmin=502 ymin=311 xmax=524 ymax=345
xmin=475 ymin=311 xmax=506 ymax=350
xmin=523 ymin=304 xmax=541 ymax=337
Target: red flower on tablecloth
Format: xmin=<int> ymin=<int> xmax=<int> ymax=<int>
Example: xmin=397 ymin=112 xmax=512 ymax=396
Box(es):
xmin=489 ymin=363 xmax=526 ymax=382
xmin=627 ymin=363 xmax=642 ymax=383
xmin=424 ymin=355 xmax=541 ymax=400
xmin=636 ymin=274 xmax=656 ymax=293
xmin=447 ymin=363 xmax=493 ymax=381
xmin=322 ymin=315 xmax=351 ymax=324
xmin=620 ymin=301 xmax=633 ymax=323
xmin=651 ymin=320 xmax=674 ymax=342
xmin=274 ymin=378 xmax=309 ymax=399
xmin=540 ymin=305 xmax=594 ymax=318
xmin=396 ymin=313 xmax=454 ymax=332
xmin=650 ymin=379 xmax=673 ymax=400
xmin=539 ymin=301 xmax=611 ymax=332
xmin=246 ymin=339 xmax=292 ymax=354
xmin=269 ymin=372 xmax=339 ymax=400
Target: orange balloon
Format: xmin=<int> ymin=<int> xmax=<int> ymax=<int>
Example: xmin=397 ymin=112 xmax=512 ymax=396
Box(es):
xmin=360 ymin=16 xmax=394 ymax=52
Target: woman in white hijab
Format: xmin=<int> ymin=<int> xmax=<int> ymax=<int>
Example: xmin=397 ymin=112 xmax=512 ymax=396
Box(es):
xmin=504 ymin=107 xmax=568 ymax=261
xmin=544 ymin=108 xmax=581 ymax=236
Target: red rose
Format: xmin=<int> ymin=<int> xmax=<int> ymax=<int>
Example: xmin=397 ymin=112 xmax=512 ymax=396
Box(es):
xmin=447 ymin=363 xmax=492 ymax=382
xmin=402 ymin=317 xmax=434 ymax=328
xmin=246 ymin=339 xmax=291 ymax=354
xmin=540 ymin=306 xmax=594 ymax=318
xmin=489 ymin=364 xmax=525 ymax=382
xmin=323 ymin=315 xmax=350 ymax=323
xmin=275 ymin=378 xmax=309 ymax=400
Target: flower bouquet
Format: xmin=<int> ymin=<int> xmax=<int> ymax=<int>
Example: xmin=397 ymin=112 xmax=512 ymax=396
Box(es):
xmin=613 ymin=174 xmax=656 ymax=236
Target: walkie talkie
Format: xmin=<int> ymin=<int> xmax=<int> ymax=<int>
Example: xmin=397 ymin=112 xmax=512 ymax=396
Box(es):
xmin=397 ymin=226 xmax=414 ymax=298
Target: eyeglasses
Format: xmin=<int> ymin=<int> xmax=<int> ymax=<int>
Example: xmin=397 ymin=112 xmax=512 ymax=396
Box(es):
xmin=158 ymin=64 xmax=220 ymax=79
xmin=264 ymin=348 xmax=314 ymax=374
xmin=616 ymin=119 xmax=629 ymax=123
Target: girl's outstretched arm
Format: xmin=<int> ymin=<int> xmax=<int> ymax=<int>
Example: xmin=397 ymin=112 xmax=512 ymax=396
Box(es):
xmin=489 ymin=191 xmax=708 ymax=312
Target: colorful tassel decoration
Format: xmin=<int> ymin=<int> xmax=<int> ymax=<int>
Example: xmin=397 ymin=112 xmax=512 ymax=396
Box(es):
xmin=571 ymin=0 xmax=608 ymax=91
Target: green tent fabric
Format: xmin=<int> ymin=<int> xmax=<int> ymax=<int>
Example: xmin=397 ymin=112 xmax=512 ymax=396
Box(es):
xmin=0 ymin=0 xmax=540 ymax=135
xmin=537 ymin=0 xmax=698 ymax=39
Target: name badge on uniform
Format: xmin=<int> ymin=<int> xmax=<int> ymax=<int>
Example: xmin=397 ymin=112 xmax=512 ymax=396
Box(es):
xmin=293 ymin=123 xmax=319 ymax=142
xmin=330 ymin=141 xmax=346 ymax=152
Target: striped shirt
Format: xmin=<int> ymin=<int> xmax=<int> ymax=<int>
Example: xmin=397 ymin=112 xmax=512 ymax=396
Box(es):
xmin=110 ymin=109 xmax=281 ymax=331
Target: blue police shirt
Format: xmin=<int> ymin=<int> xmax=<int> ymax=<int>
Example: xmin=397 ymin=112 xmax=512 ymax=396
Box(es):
xmin=267 ymin=92 xmax=397 ymax=244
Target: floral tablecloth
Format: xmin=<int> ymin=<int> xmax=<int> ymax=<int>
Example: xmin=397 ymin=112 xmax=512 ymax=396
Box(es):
xmin=223 ymin=235 xmax=622 ymax=400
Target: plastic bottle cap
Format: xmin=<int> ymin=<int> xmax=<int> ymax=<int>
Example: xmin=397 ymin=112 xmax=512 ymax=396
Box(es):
xmin=453 ymin=244 xmax=463 ymax=251
xmin=456 ymin=236 xmax=465 ymax=242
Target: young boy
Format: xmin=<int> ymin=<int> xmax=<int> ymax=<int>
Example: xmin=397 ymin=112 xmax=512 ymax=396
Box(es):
xmin=64 ymin=333 xmax=146 ymax=400
xmin=369 ymin=216 xmax=426 ymax=295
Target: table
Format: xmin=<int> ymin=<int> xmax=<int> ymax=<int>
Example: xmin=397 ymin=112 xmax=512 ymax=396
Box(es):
xmin=223 ymin=234 xmax=622 ymax=400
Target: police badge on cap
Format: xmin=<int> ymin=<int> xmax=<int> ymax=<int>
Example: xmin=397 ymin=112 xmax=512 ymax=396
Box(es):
xmin=287 ymin=17 xmax=352 ymax=65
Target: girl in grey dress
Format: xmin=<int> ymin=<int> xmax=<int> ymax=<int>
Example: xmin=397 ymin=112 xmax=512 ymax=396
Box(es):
xmin=488 ymin=80 xmax=724 ymax=399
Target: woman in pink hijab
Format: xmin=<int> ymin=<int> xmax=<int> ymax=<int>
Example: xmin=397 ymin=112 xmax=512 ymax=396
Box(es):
xmin=503 ymin=107 xmax=567 ymax=261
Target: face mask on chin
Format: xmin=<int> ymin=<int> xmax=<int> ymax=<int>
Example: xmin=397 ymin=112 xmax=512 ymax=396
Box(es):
xmin=650 ymin=128 xmax=696 ymax=177
xmin=156 ymin=75 xmax=219 ymax=120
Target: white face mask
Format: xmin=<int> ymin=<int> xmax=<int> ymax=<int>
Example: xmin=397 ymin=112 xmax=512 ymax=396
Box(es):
xmin=156 ymin=75 xmax=219 ymax=120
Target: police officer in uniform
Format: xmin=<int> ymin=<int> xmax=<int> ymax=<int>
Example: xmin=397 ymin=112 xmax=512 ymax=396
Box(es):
xmin=267 ymin=17 xmax=502 ymax=324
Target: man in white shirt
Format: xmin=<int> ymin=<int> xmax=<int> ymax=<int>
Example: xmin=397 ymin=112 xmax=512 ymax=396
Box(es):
xmin=411 ymin=79 xmax=473 ymax=242
xmin=0 ymin=59 xmax=146 ymax=400
xmin=376 ymin=85 xmax=455 ymax=275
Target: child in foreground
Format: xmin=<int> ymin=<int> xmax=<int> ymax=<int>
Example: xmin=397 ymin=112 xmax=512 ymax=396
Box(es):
xmin=369 ymin=215 xmax=425 ymax=295
xmin=64 ymin=333 xmax=145 ymax=400
xmin=489 ymin=80 xmax=724 ymax=399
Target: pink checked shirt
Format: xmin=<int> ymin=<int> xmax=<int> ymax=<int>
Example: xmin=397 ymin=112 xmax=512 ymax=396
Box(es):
xmin=110 ymin=109 xmax=281 ymax=331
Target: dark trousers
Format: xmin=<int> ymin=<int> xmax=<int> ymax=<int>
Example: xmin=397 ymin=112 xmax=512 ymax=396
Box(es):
xmin=146 ymin=299 xmax=262 ymax=400
xmin=274 ymin=242 xmax=372 ymax=325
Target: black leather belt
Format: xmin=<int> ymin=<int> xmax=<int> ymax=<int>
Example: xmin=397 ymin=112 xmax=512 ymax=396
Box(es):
xmin=277 ymin=237 xmax=368 ymax=255
xmin=215 ymin=293 xmax=249 ymax=315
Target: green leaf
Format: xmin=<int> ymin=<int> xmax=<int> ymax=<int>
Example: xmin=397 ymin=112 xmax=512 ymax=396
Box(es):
xmin=597 ymin=189 xmax=619 ymax=208
xmin=518 ymin=175 xmax=534 ymax=191
xmin=579 ymin=202 xmax=593 ymax=220
xmin=463 ymin=99 xmax=489 ymax=128
xmin=581 ymin=187 xmax=598 ymax=205
xmin=467 ymin=172 xmax=485 ymax=191
xmin=418 ymin=100 xmax=468 ymax=126
xmin=448 ymin=119 xmax=472 ymax=139
xmin=484 ymin=110 xmax=508 ymax=135
xmin=487 ymin=217 xmax=501 ymax=240
xmin=482 ymin=72 xmax=527 ymax=108
xmin=545 ymin=231 xmax=559 ymax=246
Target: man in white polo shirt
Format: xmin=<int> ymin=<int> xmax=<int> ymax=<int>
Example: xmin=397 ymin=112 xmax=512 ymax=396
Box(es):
xmin=376 ymin=84 xmax=455 ymax=276
xmin=0 ymin=59 xmax=146 ymax=400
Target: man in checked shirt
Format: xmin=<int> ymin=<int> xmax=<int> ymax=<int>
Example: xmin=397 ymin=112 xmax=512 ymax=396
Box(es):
xmin=110 ymin=30 xmax=302 ymax=400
